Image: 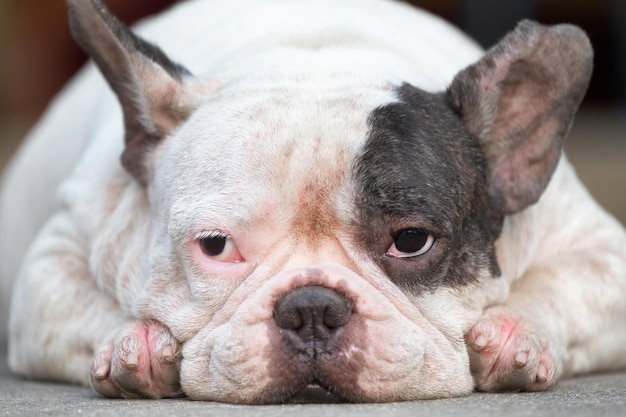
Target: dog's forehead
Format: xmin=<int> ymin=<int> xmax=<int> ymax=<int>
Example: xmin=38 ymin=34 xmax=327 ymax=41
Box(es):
xmin=156 ymin=78 xmax=481 ymax=250
xmin=158 ymin=78 xmax=397 ymax=225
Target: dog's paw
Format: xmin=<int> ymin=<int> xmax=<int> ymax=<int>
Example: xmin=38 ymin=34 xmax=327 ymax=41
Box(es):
xmin=90 ymin=320 xmax=183 ymax=399
xmin=466 ymin=310 xmax=559 ymax=392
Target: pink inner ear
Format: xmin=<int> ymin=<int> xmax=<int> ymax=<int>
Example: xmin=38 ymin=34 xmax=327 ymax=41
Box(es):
xmin=447 ymin=21 xmax=593 ymax=215
xmin=67 ymin=0 xmax=200 ymax=185
xmin=132 ymin=59 xmax=200 ymax=136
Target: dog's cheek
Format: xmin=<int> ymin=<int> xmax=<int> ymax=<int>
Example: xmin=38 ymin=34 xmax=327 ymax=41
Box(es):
xmin=178 ymin=304 xmax=294 ymax=403
xmin=176 ymin=314 xmax=270 ymax=402
xmin=407 ymin=270 xmax=510 ymax=338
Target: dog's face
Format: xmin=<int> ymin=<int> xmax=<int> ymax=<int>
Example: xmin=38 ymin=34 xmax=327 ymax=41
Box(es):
xmin=140 ymin=78 xmax=508 ymax=401
xmin=68 ymin=0 xmax=592 ymax=403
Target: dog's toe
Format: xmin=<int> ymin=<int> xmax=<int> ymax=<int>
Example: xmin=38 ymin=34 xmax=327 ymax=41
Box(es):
xmin=90 ymin=342 xmax=123 ymax=398
xmin=90 ymin=320 xmax=182 ymax=399
xmin=466 ymin=310 xmax=558 ymax=392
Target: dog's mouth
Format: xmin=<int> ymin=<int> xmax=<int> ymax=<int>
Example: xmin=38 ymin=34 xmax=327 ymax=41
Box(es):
xmin=285 ymin=382 xmax=349 ymax=404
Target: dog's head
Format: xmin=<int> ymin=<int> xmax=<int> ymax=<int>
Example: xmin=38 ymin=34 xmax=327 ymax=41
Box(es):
xmin=68 ymin=0 xmax=592 ymax=403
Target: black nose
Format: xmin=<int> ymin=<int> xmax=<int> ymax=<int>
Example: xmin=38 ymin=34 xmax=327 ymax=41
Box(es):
xmin=274 ymin=286 xmax=352 ymax=341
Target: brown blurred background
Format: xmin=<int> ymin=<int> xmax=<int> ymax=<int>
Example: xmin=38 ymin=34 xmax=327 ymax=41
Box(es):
xmin=0 ymin=0 xmax=624 ymax=223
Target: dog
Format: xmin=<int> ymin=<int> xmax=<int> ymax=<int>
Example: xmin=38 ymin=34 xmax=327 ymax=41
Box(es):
xmin=1 ymin=0 xmax=625 ymax=404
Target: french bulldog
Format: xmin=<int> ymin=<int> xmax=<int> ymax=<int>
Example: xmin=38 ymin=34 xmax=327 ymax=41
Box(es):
xmin=2 ymin=0 xmax=626 ymax=404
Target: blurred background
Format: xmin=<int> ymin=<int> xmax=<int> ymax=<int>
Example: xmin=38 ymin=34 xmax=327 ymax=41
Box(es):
xmin=0 ymin=0 xmax=624 ymax=223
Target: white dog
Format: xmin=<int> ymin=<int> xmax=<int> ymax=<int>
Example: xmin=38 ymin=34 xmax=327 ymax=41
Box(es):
xmin=1 ymin=0 xmax=625 ymax=404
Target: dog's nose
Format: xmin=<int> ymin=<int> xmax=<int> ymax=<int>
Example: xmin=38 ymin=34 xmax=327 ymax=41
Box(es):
xmin=273 ymin=286 xmax=352 ymax=341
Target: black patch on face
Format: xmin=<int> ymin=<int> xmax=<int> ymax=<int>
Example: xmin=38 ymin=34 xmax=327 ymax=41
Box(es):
xmin=353 ymin=83 xmax=503 ymax=292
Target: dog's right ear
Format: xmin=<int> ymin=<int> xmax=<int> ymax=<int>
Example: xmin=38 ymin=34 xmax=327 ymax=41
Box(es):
xmin=67 ymin=0 xmax=202 ymax=184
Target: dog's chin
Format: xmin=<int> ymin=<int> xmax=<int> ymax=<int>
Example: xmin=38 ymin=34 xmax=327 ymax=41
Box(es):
xmin=284 ymin=382 xmax=349 ymax=404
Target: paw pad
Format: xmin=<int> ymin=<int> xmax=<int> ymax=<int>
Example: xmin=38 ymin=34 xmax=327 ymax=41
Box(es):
xmin=466 ymin=313 xmax=558 ymax=392
xmin=90 ymin=320 xmax=182 ymax=399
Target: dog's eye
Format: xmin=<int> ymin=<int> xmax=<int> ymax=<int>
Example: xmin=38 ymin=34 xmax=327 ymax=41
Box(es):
xmin=386 ymin=228 xmax=434 ymax=258
xmin=198 ymin=232 xmax=243 ymax=263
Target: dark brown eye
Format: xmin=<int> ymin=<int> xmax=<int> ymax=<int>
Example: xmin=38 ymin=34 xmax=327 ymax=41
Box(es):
xmin=197 ymin=232 xmax=244 ymax=263
xmin=387 ymin=228 xmax=434 ymax=258
xmin=200 ymin=235 xmax=227 ymax=256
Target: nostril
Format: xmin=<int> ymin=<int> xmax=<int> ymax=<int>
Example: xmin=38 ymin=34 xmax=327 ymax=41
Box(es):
xmin=274 ymin=286 xmax=352 ymax=340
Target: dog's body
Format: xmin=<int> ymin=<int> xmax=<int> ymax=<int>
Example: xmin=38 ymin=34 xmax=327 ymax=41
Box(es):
xmin=2 ymin=0 xmax=626 ymax=403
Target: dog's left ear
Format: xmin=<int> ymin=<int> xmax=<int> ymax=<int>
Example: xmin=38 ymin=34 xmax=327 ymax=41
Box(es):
xmin=447 ymin=21 xmax=593 ymax=214
xmin=67 ymin=0 xmax=201 ymax=184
